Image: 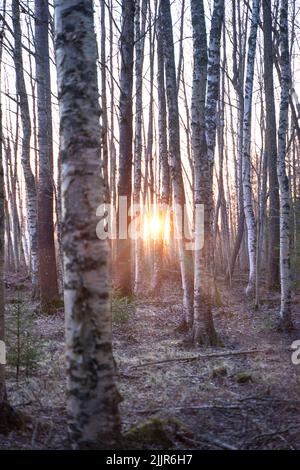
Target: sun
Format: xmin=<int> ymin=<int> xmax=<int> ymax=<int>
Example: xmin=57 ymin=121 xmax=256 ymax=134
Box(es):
xmin=142 ymin=209 xmax=171 ymax=242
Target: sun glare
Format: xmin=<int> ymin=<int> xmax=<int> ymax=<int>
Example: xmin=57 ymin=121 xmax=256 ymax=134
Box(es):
xmin=142 ymin=210 xmax=171 ymax=242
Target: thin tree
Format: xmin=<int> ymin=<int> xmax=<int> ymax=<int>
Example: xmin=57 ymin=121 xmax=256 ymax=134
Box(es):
xmin=133 ymin=0 xmax=147 ymax=294
xmin=159 ymin=0 xmax=193 ymax=329
xmin=117 ymin=0 xmax=135 ymax=296
xmin=12 ymin=0 xmax=39 ymax=297
xmin=263 ymin=0 xmax=280 ymax=289
xmin=100 ymin=0 xmax=110 ymax=203
xmin=277 ymin=0 xmax=293 ymax=328
xmin=242 ymin=0 xmax=260 ymax=296
xmin=226 ymin=0 xmax=248 ymax=281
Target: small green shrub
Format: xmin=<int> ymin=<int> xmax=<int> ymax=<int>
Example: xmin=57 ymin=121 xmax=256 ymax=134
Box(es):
xmin=6 ymin=295 xmax=44 ymax=378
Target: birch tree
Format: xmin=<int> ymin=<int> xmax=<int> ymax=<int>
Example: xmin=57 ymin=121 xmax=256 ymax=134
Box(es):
xmin=54 ymin=0 xmax=121 ymax=448
xmin=109 ymin=0 xmax=116 ymax=208
xmin=242 ymin=0 xmax=260 ymax=296
xmin=157 ymin=21 xmax=170 ymax=208
xmin=144 ymin=4 xmax=155 ymax=205
xmin=12 ymin=0 xmax=39 ymax=297
xmin=100 ymin=0 xmax=110 ymax=203
xmin=191 ymin=0 xmax=223 ymax=345
xmin=277 ymin=0 xmax=293 ymax=328
xmin=226 ymin=0 xmax=248 ymax=281
xmin=159 ymin=0 xmax=193 ymax=329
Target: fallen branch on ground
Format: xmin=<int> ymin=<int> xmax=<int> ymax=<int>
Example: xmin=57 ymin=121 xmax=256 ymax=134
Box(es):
xmin=136 ymin=403 xmax=243 ymax=415
xmin=125 ymin=348 xmax=276 ymax=371
xmin=201 ymin=434 xmax=238 ymax=450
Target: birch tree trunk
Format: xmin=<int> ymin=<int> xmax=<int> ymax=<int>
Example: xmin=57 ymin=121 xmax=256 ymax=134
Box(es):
xmin=143 ymin=5 xmax=155 ymax=204
xmin=100 ymin=0 xmax=110 ymax=203
xmin=226 ymin=0 xmax=247 ymax=281
xmin=277 ymin=0 xmax=293 ymax=328
xmin=4 ymin=138 xmax=20 ymax=272
xmin=191 ymin=0 xmax=208 ymax=342
xmin=159 ymin=0 xmax=193 ymax=329
xmin=242 ymin=0 xmax=260 ymax=296
xmin=12 ymin=0 xmax=39 ymax=297
xmin=108 ymin=0 xmax=117 ymax=270
xmin=204 ymin=0 xmax=224 ymax=286
xmin=263 ymin=0 xmax=280 ymax=290
xmin=215 ymin=30 xmax=230 ymax=273
xmin=109 ymin=0 xmax=116 ymax=210
xmin=35 ymin=0 xmax=59 ymax=311
xmin=157 ymin=24 xmax=170 ymax=209
xmin=133 ymin=0 xmax=147 ymax=294
xmin=191 ymin=0 xmax=222 ymax=345
xmin=54 ymin=0 xmax=121 ymax=448
xmin=117 ymin=0 xmax=135 ymax=296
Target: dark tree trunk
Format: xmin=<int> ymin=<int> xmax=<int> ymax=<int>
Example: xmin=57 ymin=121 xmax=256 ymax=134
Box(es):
xmin=263 ymin=0 xmax=280 ymax=290
xmin=117 ymin=0 xmax=135 ymax=296
xmin=35 ymin=0 xmax=59 ymax=311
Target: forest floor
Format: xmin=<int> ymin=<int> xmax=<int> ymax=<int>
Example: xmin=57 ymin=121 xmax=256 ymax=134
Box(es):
xmin=1 ymin=272 xmax=300 ymax=449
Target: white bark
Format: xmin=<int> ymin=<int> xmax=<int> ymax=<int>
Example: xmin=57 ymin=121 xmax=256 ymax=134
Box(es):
xmin=242 ymin=0 xmax=260 ymax=296
xmin=277 ymin=0 xmax=292 ymax=328
xmin=54 ymin=0 xmax=121 ymax=448
xmin=12 ymin=0 xmax=39 ymax=296
xmin=191 ymin=0 xmax=223 ymax=345
xmin=159 ymin=0 xmax=193 ymax=328
xmin=100 ymin=0 xmax=110 ymax=203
